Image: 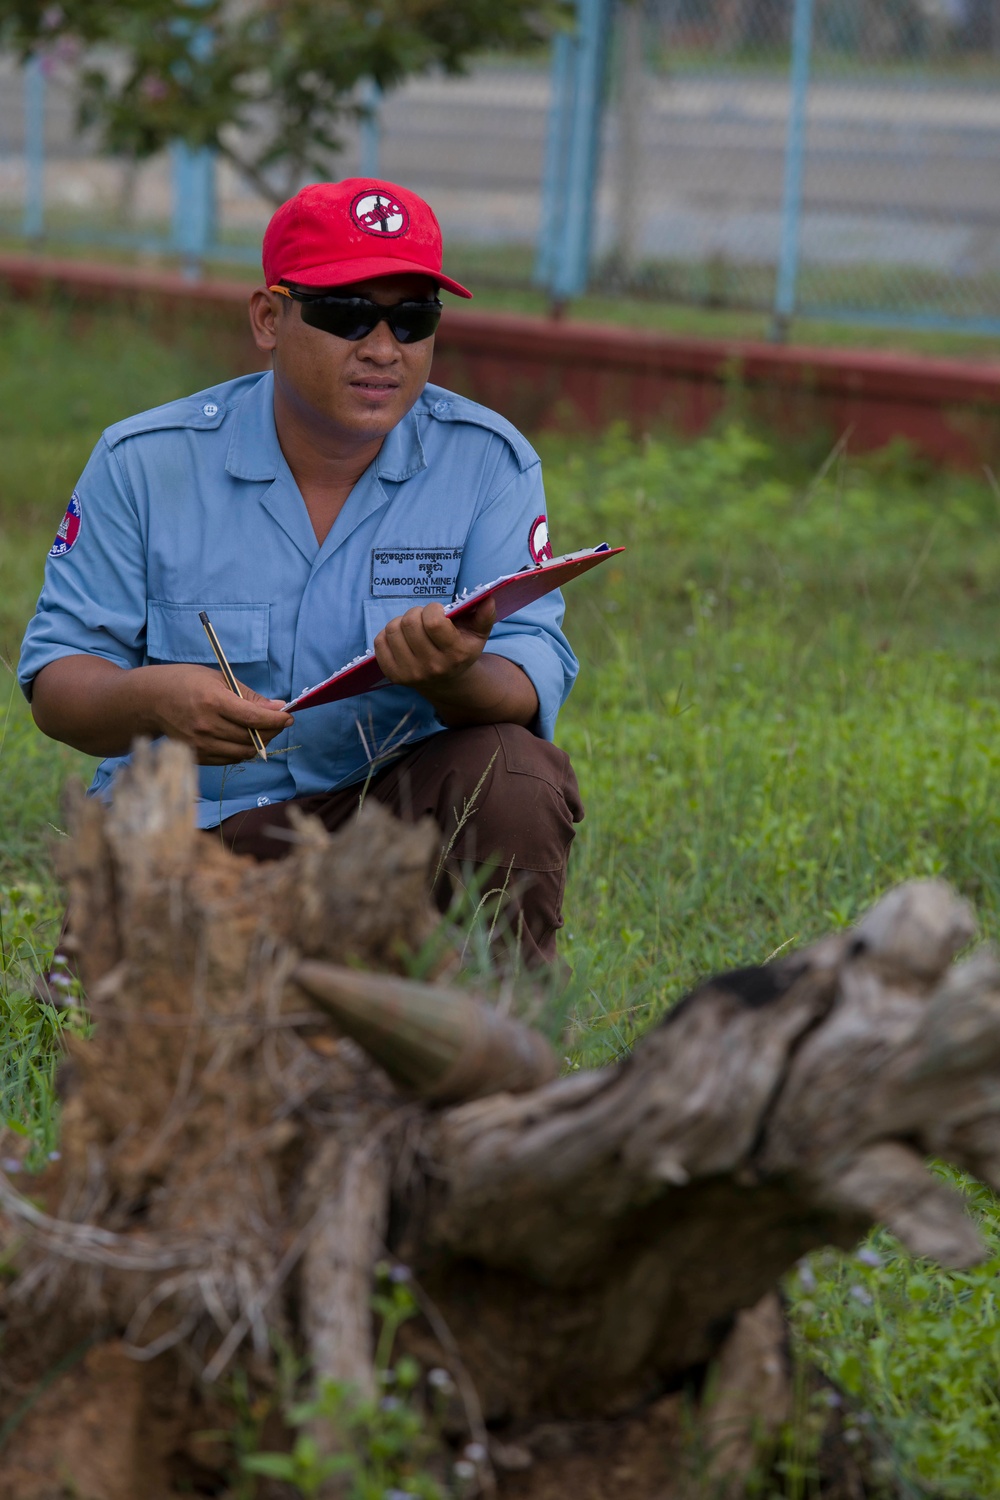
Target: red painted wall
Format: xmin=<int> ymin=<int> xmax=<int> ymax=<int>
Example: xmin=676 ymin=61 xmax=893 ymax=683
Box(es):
xmin=4 ymin=254 xmax=1000 ymax=468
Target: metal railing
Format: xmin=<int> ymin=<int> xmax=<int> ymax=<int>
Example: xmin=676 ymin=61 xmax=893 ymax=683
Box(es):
xmin=1 ymin=0 xmax=999 ymax=338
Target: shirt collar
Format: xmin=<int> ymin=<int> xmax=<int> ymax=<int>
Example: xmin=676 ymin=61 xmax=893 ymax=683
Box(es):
xmin=225 ymin=370 xmax=427 ymax=484
xmin=375 ymin=406 xmax=426 ymax=483
xmin=226 ymin=371 xmax=281 ymax=481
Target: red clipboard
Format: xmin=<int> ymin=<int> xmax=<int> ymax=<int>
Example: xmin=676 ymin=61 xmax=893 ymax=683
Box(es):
xmin=286 ymin=543 xmax=625 ymax=712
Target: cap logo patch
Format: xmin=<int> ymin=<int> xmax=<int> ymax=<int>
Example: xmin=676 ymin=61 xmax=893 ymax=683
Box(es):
xmin=350 ymin=190 xmax=409 ymax=238
xmin=528 ymin=514 xmax=552 ymax=565
xmin=49 ymin=491 xmax=82 ymax=558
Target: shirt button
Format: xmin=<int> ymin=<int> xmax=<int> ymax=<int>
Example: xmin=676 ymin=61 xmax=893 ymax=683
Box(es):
xmin=434 ymin=399 xmax=451 ymax=413
xmin=202 ymin=401 xmax=219 ymax=417
xmin=256 ymin=794 xmax=272 ymax=807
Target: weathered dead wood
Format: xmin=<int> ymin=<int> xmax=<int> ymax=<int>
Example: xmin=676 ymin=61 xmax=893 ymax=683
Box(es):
xmin=403 ymin=879 xmax=992 ymax=1418
xmin=1 ymin=740 xmax=998 ymax=1497
xmin=293 ymin=962 xmax=557 ymax=1101
xmin=1 ymin=741 xmax=442 ymax=1388
xmin=299 ymin=1122 xmax=393 ymax=1401
xmin=699 ymin=1291 xmax=792 ymax=1499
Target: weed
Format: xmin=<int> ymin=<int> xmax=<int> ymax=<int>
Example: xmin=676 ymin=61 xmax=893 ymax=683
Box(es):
xmin=789 ymin=1171 xmax=1000 ymax=1497
xmin=241 ymin=1264 xmax=459 ymax=1499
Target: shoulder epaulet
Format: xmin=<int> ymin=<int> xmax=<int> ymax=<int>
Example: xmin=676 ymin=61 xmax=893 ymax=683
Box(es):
xmin=103 ymin=394 xmax=227 ymax=449
xmin=102 ymin=386 xmax=236 ymax=449
xmin=421 ymin=385 xmax=539 ymax=474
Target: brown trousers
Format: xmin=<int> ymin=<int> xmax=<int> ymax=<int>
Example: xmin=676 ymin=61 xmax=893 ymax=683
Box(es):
xmin=213 ymin=723 xmax=584 ymax=968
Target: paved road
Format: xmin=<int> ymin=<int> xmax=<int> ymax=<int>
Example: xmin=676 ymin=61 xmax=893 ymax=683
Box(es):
xmin=2 ymin=58 xmax=998 ymax=277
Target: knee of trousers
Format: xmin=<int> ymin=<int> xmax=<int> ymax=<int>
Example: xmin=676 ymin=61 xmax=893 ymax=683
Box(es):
xmin=447 ymin=723 xmax=583 ymax=874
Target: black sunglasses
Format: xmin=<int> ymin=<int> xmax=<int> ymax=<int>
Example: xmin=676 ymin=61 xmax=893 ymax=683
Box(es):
xmin=271 ymin=284 xmax=442 ymax=343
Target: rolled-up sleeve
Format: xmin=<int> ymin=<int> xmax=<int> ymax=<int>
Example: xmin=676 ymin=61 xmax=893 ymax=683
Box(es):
xmin=18 ymin=437 xmax=148 ymax=699
xmin=457 ymin=459 xmax=579 ymax=741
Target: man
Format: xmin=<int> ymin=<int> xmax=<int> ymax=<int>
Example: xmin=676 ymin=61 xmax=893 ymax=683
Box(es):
xmin=19 ymin=178 xmax=582 ymax=966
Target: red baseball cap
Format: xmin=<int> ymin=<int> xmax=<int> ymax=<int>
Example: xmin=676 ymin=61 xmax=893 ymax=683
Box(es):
xmin=263 ymin=178 xmax=472 ymax=298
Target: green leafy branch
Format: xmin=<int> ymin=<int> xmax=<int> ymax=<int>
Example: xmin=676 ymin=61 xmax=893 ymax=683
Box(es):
xmin=0 ymin=0 xmax=571 ymax=204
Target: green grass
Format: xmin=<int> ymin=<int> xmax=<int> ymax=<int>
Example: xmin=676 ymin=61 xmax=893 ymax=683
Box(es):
xmin=545 ymin=424 xmax=1000 ymax=1045
xmin=4 ymin=300 xmax=1000 ymax=1491
xmin=0 ymin=303 xmax=223 ymax=1147
xmin=792 ymin=1180 xmax=1000 ymax=1499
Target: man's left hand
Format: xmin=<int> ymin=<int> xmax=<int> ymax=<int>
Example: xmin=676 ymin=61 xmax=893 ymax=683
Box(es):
xmin=374 ymin=598 xmax=496 ymax=691
xmin=374 ymin=598 xmax=539 ymax=729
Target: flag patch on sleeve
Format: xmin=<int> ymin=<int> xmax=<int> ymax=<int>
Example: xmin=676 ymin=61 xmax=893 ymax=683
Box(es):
xmin=49 ymin=492 xmax=82 ymax=559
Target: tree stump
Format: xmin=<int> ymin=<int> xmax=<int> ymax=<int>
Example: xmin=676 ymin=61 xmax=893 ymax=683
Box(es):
xmin=1 ymin=739 xmax=998 ymax=1498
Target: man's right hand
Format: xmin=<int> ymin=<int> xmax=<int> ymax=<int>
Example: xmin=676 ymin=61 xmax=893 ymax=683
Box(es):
xmin=31 ymin=656 xmax=294 ymax=764
xmin=143 ymin=664 xmax=293 ymax=764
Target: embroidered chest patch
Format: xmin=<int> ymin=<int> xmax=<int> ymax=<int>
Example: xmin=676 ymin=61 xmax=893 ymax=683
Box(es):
xmin=49 ymin=491 xmax=82 ymax=558
xmin=371 ymin=547 xmax=463 ymax=598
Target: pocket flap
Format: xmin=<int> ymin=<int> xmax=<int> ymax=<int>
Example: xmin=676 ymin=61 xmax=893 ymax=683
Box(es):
xmin=147 ymin=601 xmax=270 ymax=665
xmin=363 ymin=597 xmax=413 ymax=653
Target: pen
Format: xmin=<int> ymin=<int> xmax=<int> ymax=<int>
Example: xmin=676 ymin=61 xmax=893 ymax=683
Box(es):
xmin=198 ymin=611 xmax=269 ymax=762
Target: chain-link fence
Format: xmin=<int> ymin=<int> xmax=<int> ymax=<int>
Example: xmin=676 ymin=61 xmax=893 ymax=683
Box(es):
xmin=596 ymin=0 xmax=1000 ymax=333
xmin=0 ymin=52 xmax=551 ymax=287
xmin=796 ymin=1 xmax=1000 ymax=331
xmin=2 ymin=0 xmax=1000 ymax=336
xmin=596 ymin=0 xmax=797 ymax=310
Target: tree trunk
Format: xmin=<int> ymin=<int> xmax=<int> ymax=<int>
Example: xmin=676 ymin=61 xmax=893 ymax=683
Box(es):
xmin=1 ymin=739 xmax=997 ymax=1497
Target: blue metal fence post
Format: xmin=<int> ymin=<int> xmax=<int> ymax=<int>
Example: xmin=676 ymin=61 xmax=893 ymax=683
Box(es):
xmin=359 ymin=78 xmax=381 ymax=179
xmin=23 ymin=55 xmax=46 ymax=240
xmin=171 ymin=143 xmax=216 ymax=280
xmin=557 ymin=0 xmax=612 ymax=302
xmin=771 ymin=0 xmax=814 ymax=342
xmin=534 ymin=0 xmax=613 ymax=310
xmin=535 ymin=30 xmax=575 ymax=291
xmin=169 ymin=0 xmax=216 ymax=278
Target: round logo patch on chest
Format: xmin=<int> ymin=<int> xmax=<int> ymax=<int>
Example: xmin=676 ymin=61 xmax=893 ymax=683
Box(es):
xmin=350 ymin=190 xmax=409 ymax=238
xmin=49 ymin=491 xmax=82 ymax=559
xmin=528 ymin=514 xmax=553 ymax=565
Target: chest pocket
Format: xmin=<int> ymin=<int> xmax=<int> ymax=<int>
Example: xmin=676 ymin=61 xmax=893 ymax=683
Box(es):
xmin=147 ymin=601 xmax=271 ymax=694
xmin=363 ymin=596 xmax=415 ymax=653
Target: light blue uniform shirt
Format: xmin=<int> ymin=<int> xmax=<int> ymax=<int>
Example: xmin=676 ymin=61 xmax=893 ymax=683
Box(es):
xmin=19 ymin=372 xmax=578 ymax=829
